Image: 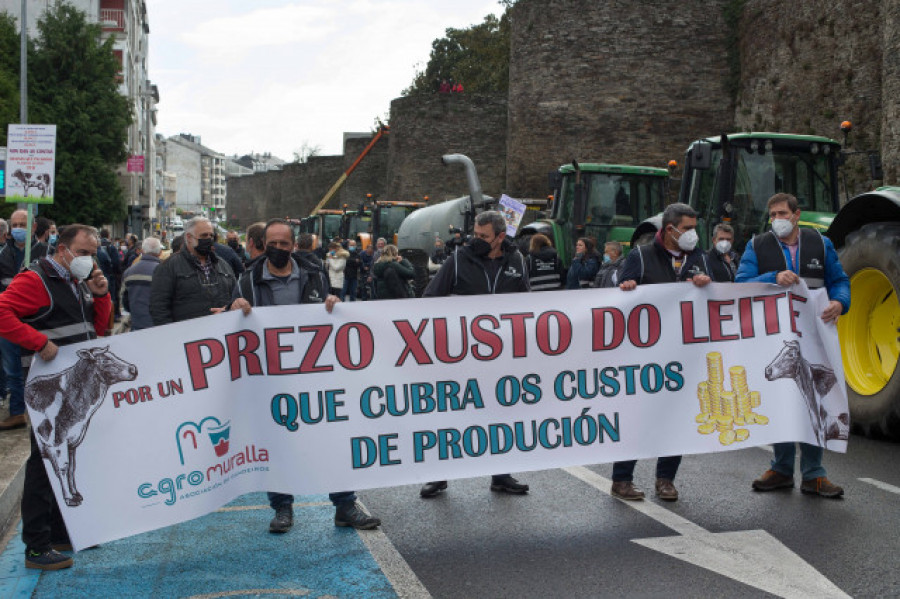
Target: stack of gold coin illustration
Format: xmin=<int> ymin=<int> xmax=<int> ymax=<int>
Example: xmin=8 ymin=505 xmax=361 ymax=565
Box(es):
xmin=695 ymin=353 xmax=768 ymax=446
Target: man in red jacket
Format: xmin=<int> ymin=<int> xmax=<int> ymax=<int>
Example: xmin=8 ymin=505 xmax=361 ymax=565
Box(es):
xmin=0 ymin=224 xmax=111 ymax=570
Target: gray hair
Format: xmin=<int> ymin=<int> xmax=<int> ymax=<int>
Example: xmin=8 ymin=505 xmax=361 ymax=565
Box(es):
xmin=712 ymin=222 xmax=734 ymax=239
xmin=0 ymin=219 xmax=8 ymax=237
xmin=142 ymin=236 xmax=163 ymax=255
xmin=661 ymin=203 xmax=698 ymax=229
xmin=475 ymin=210 xmax=506 ymax=235
xmin=185 ymin=216 xmax=211 ymax=236
xmin=604 ymin=240 xmax=623 ymax=256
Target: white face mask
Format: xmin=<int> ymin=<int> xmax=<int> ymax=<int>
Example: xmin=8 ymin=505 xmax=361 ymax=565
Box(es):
xmin=66 ymin=248 xmax=94 ymax=280
xmin=715 ymin=240 xmax=732 ymax=254
xmin=771 ymin=218 xmax=794 ymax=239
xmin=673 ymin=227 xmax=699 ymax=252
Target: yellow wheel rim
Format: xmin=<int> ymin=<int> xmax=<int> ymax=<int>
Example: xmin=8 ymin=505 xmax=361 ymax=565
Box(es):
xmin=839 ymin=268 xmax=900 ymax=395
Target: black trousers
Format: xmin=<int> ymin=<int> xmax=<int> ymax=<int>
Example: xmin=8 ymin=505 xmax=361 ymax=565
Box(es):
xmin=22 ymin=432 xmax=68 ymax=553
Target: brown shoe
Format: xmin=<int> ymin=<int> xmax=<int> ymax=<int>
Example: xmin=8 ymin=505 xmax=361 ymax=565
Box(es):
xmin=752 ymin=469 xmax=794 ymax=491
xmin=610 ymin=481 xmax=645 ymax=500
xmin=801 ymin=477 xmax=844 ymax=498
xmin=655 ymin=478 xmax=679 ymax=501
xmin=0 ymin=414 xmax=26 ymax=431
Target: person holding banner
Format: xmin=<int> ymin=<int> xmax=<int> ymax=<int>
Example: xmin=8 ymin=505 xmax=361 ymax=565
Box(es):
xmin=0 ymin=224 xmax=111 ymax=570
xmin=736 ymin=192 xmax=849 ymax=498
xmin=419 ymin=210 xmax=532 ymax=498
xmin=612 ymin=203 xmax=711 ymax=501
xmin=229 ymin=223 xmax=382 ymax=532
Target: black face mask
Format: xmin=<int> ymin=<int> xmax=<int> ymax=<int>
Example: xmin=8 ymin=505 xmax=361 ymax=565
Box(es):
xmin=227 ymin=239 xmax=240 ymax=250
xmin=266 ymin=246 xmax=292 ymax=269
xmin=195 ymin=238 xmax=214 ymax=256
xmin=470 ymin=237 xmax=492 ymax=257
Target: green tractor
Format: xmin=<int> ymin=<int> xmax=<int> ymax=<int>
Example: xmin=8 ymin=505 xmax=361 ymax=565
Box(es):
xmin=519 ymin=163 xmax=671 ymax=265
xmin=636 ymin=130 xmax=900 ymax=439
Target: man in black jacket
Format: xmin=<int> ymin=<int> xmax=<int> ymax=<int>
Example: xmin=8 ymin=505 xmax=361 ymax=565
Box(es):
xmin=419 ymin=211 xmax=531 ymax=498
xmin=706 ymin=223 xmax=741 ymax=283
xmin=149 ymin=217 xmax=236 ymax=325
xmin=611 ymin=203 xmax=711 ymax=502
xmin=230 ymin=223 xmax=381 ymax=533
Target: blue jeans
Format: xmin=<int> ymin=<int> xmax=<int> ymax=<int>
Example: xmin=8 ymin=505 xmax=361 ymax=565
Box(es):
xmin=341 ymin=278 xmax=358 ymax=302
xmin=770 ymin=442 xmax=826 ymax=480
xmin=0 ymin=338 xmax=25 ymax=416
xmin=268 ymin=491 xmax=356 ymax=509
xmin=612 ymin=456 xmax=682 ymax=482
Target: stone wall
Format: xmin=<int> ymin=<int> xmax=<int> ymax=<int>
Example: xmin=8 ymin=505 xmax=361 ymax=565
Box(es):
xmin=506 ymin=0 xmax=733 ymax=198
xmin=226 ymin=155 xmax=343 ymax=229
xmin=340 ymin=135 xmax=389 ymax=208
xmin=228 ymin=0 xmax=900 ymax=231
xmin=882 ymin=0 xmax=900 ymax=185
xmin=386 ymin=94 xmax=508 ymax=202
xmin=735 ymin=0 xmax=883 ymax=198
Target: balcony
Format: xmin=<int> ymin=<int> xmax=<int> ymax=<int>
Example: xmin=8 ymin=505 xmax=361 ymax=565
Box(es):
xmin=101 ymin=8 xmax=125 ymax=32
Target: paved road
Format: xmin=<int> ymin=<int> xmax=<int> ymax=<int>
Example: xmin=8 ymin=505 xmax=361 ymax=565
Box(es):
xmin=1 ymin=436 xmax=899 ymax=598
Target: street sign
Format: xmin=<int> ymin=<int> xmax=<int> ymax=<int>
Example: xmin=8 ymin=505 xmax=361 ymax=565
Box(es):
xmin=127 ymin=155 xmax=145 ymax=173
xmin=5 ymin=125 xmax=56 ymax=204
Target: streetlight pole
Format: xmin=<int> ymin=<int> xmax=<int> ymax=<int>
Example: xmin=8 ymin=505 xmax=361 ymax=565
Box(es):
xmin=19 ymin=0 xmax=35 ymax=267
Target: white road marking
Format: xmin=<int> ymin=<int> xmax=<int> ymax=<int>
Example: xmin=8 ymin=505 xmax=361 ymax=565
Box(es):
xmin=356 ymin=500 xmax=432 ymax=599
xmin=859 ymin=477 xmax=900 ymax=495
xmin=563 ymin=465 xmax=849 ymax=599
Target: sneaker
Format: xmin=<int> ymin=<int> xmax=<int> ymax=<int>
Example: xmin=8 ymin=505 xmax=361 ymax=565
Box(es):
xmin=610 ymin=481 xmax=645 ymax=501
xmin=0 ymin=413 xmax=27 ymax=431
xmin=25 ymin=549 xmax=73 ymax=570
xmin=655 ymin=478 xmax=679 ymax=501
xmin=801 ymin=477 xmax=844 ymax=498
xmin=334 ymin=502 xmax=381 ymax=530
xmin=490 ymin=475 xmax=529 ymax=494
xmin=419 ymin=480 xmax=448 ymax=498
xmin=268 ymin=505 xmax=293 ymax=533
xmin=752 ymin=469 xmax=794 ymax=491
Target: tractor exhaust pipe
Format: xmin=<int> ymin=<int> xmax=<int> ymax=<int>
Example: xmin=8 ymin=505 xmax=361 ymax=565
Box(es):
xmin=442 ymin=153 xmax=486 ymax=207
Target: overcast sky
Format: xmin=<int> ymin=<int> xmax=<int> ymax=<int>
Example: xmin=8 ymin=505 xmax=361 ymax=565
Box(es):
xmin=149 ymin=0 xmax=501 ymax=160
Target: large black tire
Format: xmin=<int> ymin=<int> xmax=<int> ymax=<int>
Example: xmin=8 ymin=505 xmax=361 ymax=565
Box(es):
xmin=838 ymin=222 xmax=900 ymax=439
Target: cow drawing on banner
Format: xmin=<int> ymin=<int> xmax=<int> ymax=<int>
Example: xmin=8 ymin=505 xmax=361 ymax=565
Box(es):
xmin=25 ymin=347 xmax=138 ymax=506
xmin=12 ymin=169 xmax=52 ymax=198
xmin=764 ymin=340 xmax=849 ymax=445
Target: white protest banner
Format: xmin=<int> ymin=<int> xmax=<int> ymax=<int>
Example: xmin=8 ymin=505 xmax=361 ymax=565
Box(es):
xmin=25 ymin=281 xmax=847 ymax=550
xmin=5 ymin=124 xmax=56 ymax=204
xmin=498 ymin=194 xmax=526 ymax=236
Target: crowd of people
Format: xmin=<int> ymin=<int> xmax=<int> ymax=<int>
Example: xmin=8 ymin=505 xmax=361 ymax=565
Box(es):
xmin=0 ymin=191 xmax=851 ymax=571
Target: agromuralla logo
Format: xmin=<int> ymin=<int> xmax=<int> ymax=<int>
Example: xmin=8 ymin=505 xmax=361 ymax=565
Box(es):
xmin=137 ymin=416 xmax=269 ymax=506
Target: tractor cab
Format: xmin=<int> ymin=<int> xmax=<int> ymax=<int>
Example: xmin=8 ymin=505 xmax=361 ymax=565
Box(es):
xmin=680 ymin=133 xmax=841 ymax=252
xmin=543 ymin=163 xmax=669 ymax=263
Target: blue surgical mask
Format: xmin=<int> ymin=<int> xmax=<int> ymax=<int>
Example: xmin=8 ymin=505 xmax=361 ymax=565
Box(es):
xmin=349 ymin=246 xmax=357 ymax=252
xmin=603 ymin=254 xmax=611 ymax=264
xmin=49 ymin=234 xmax=58 ymax=245
xmin=10 ymin=228 xmax=27 ymax=243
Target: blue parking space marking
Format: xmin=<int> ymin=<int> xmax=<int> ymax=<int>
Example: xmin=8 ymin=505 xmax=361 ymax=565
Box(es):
xmin=1 ymin=493 xmax=398 ymax=598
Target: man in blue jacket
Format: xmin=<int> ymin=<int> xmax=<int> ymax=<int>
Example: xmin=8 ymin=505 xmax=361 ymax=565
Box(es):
xmin=735 ymin=193 xmax=849 ymax=498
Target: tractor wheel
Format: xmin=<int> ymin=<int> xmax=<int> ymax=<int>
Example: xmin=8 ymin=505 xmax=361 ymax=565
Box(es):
xmin=837 ymin=222 xmax=900 ymax=439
